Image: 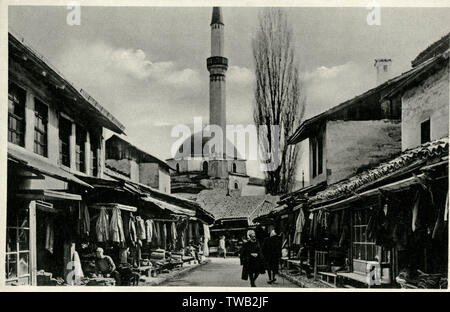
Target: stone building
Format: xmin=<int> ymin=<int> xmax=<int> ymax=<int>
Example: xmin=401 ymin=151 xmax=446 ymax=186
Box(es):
xmin=6 ymin=31 xmax=125 ymax=285
xmin=105 ymin=134 xmax=172 ymax=194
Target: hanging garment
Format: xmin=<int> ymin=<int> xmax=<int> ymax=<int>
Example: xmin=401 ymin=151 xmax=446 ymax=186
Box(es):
xmin=96 ymin=207 xmax=110 ymax=242
xmin=145 ymin=219 xmax=153 ymax=243
xmin=194 ymin=222 xmax=201 ymax=242
xmin=432 ymin=190 xmax=448 ymax=240
xmin=188 ymin=222 xmax=194 ymax=243
xmin=136 ymin=216 xmax=146 ymax=241
xmin=162 ymin=223 xmax=168 ymax=250
xmin=412 ymin=191 xmax=420 ymax=232
xmin=171 ymin=222 xmax=177 ymax=240
xmin=110 ymin=207 xmax=125 ymax=243
xmin=293 ymin=208 xmax=305 ymax=245
xmin=171 ymin=222 xmax=177 ymax=249
xmin=157 ymin=221 xmax=163 ymax=247
xmin=80 ymin=202 xmax=90 ymax=236
xmin=203 ymin=223 xmax=210 ymax=256
xmin=151 ymin=220 xmax=159 ymax=246
xmin=45 ymin=221 xmax=54 ymax=254
xmin=128 ymin=213 xmax=138 ymax=246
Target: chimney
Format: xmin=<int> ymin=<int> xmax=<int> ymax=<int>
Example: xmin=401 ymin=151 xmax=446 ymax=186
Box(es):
xmin=374 ymin=59 xmax=392 ymax=85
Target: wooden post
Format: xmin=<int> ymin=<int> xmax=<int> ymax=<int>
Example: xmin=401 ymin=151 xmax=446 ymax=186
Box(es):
xmin=29 ymin=201 xmax=37 ymax=286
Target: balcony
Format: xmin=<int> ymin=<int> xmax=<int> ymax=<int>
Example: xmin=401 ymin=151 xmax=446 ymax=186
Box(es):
xmin=207 ymin=56 xmax=228 ymax=70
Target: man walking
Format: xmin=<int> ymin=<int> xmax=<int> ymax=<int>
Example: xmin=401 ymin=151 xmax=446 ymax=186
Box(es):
xmin=218 ymin=235 xmax=227 ymax=258
xmin=262 ymin=229 xmax=282 ymax=284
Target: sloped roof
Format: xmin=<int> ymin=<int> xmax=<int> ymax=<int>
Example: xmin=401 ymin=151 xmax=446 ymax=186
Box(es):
xmin=412 ymin=32 xmax=450 ymax=67
xmin=196 ymin=189 xmax=278 ymax=221
xmin=288 ymin=51 xmax=445 ymax=145
xmin=309 ymin=138 xmax=449 ymax=206
xmin=106 ymin=135 xmax=173 ymax=171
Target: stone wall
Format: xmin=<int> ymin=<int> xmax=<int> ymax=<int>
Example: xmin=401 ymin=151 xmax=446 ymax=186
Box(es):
xmin=326 ymin=119 xmax=402 ymax=185
xmin=402 ymin=67 xmax=449 ymax=151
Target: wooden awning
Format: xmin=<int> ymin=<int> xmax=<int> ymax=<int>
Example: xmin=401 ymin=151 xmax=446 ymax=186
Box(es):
xmin=90 ymin=203 xmax=137 ymax=212
xmin=141 ymin=196 xmax=195 ymax=217
xmin=16 ymin=189 xmax=82 ymax=201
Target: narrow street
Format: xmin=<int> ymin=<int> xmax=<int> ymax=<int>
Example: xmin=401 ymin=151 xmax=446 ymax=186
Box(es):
xmin=161 ymin=257 xmax=298 ymax=288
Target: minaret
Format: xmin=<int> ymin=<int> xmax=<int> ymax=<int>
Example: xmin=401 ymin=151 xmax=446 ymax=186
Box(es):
xmin=207 ymin=7 xmax=228 ymax=156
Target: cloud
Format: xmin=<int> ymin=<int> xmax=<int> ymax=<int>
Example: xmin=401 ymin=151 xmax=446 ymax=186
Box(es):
xmin=228 ymin=65 xmax=255 ymax=85
xmin=303 ymin=61 xmax=376 ymax=118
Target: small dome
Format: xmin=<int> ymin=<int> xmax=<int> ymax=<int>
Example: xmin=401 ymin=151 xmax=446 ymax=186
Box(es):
xmin=174 ymin=131 xmax=242 ymax=160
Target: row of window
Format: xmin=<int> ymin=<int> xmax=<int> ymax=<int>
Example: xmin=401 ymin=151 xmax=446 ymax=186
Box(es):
xmin=175 ymin=161 xmax=238 ymax=174
xmin=8 ymin=82 xmax=99 ymax=176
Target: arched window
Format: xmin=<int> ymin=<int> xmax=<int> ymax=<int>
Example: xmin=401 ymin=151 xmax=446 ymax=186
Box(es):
xmin=202 ymin=161 xmax=208 ymax=174
xmin=234 ymin=182 xmax=239 ymax=189
xmin=232 ymin=163 xmax=237 ymax=173
xmin=176 ymin=163 xmax=180 ymax=173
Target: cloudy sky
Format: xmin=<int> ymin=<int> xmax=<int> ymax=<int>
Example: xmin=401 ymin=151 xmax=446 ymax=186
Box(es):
xmin=9 ymin=5 xmax=450 ymax=179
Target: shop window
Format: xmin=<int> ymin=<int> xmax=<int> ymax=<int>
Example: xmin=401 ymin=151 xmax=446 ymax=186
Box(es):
xmin=90 ymin=135 xmax=99 ymax=177
xmin=352 ymin=209 xmax=377 ymax=262
xmin=75 ymin=126 xmax=86 ymax=172
xmin=6 ymin=205 xmax=31 ymax=286
xmin=33 ymin=99 xmax=48 ymax=157
xmin=59 ymin=117 xmax=72 ymax=167
xmin=421 ymin=119 xmax=431 ymax=144
xmin=8 ymin=83 xmax=26 ymax=147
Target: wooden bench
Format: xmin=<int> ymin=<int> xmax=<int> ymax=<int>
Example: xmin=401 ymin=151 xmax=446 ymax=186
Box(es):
xmin=317 ymin=271 xmax=338 ymax=288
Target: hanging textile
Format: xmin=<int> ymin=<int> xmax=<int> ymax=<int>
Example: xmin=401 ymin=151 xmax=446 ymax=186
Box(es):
xmin=128 ymin=213 xmax=138 ymax=246
xmin=170 ymin=222 xmax=177 ymax=249
xmin=145 ymin=219 xmax=153 ymax=243
xmin=110 ymin=207 xmax=125 ymax=243
xmin=155 ymin=221 xmax=162 ymax=247
xmin=432 ymin=190 xmax=449 ymax=240
xmin=79 ymin=202 xmax=90 ymax=236
xmin=45 ymin=221 xmax=54 ymax=254
xmin=162 ymin=223 xmax=168 ymax=250
xmin=96 ymin=207 xmax=110 ymax=242
xmin=203 ymin=223 xmax=210 ymax=256
xmin=293 ymin=208 xmax=305 ymax=245
xmin=151 ymin=220 xmax=159 ymax=246
xmin=135 ymin=216 xmax=146 ymax=241
xmin=194 ymin=222 xmax=200 ymax=242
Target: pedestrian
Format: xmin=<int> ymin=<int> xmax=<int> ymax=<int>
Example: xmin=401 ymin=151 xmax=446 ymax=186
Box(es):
xmin=218 ymin=235 xmax=227 ymax=258
xmin=240 ymin=230 xmax=265 ymax=287
xmin=262 ymin=229 xmax=282 ymax=284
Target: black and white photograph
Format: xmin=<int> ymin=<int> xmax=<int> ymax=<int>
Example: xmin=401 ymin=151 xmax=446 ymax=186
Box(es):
xmin=1 ymin=0 xmax=449 ymax=291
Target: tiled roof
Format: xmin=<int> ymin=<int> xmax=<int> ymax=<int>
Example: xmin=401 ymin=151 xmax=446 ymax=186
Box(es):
xmin=196 ymin=189 xmax=278 ymax=221
xmin=412 ymin=32 xmax=450 ymax=67
xmin=309 ymin=138 xmax=449 ymax=205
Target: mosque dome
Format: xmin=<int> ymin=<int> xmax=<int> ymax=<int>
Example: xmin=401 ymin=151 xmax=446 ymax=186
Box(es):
xmin=174 ymin=131 xmax=243 ymax=160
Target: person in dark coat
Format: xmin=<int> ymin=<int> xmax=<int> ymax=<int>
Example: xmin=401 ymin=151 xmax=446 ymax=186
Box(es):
xmin=262 ymin=229 xmax=282 ymax=284
xmin=240 ymin=230 xmax=265 ymax=287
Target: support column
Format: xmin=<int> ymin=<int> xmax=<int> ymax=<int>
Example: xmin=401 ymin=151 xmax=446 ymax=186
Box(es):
xmin=70 ymin=122 xmax=76 ymax=170
xmin=85 ymin=131 xmax=91 ymax=175
xmin=24 ymin=92 xmax=35 ymax=151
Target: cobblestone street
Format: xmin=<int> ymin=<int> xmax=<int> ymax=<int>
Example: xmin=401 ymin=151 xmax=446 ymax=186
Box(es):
xmin=161 ymin=257 xmax=298 ymax=288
